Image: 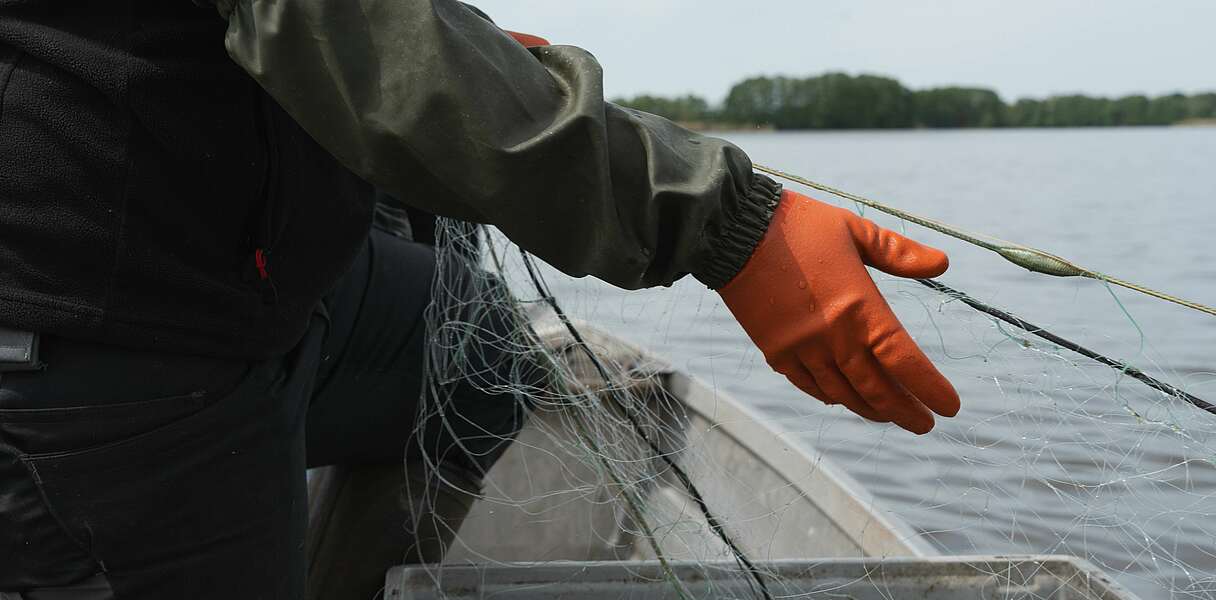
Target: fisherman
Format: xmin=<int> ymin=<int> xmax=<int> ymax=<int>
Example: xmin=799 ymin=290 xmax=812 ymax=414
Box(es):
xmin=0 ymin=1 xmax=959 ymax=598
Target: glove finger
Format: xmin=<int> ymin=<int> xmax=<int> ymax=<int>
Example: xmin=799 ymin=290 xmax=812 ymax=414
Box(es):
xmin=846 ymin=213 xmax=949 ymax=279
xmin=871 ymin=326 xmax=961 ymax=418
xmin=805 ymin=361 xmax=888 ymax=423
xmin=837 ymin=350 xmax=935 ymax=434
xmin=771 ymin=356 xmax=835 ymax=406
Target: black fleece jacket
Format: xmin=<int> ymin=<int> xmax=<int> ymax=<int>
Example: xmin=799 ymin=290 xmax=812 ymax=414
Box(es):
xmin=0 ymin=0 xmax=778 ymax=359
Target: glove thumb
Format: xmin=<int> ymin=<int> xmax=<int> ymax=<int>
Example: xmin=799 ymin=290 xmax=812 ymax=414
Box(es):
xmin=845 ymin=213 xmax=949 ymax=279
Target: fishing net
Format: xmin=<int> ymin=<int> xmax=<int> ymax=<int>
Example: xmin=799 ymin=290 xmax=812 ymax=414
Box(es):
xmin=405 ymin=138 xmax=1215 ymax=600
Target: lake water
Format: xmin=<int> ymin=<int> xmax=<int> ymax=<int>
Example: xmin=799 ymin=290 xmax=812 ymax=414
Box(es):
xmin=538 ymin=127 xmax=1216 ymax=599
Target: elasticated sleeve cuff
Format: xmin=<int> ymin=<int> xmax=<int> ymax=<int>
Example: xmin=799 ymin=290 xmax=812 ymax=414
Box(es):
xmin=695 ymin=174 xmax=782 ymax=289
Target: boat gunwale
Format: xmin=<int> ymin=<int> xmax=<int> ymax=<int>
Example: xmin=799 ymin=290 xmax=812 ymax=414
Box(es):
xmin=390 ymin=555 xmax=1140 ymax=600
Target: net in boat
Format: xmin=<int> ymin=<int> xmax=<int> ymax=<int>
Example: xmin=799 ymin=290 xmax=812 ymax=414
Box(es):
xmin=405 ymin=186 xmax=1216 ymax=600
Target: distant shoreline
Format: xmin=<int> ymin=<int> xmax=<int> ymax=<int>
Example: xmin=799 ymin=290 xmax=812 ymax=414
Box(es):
xmin=676 ymin=121 xmax=774 ymax=132
xmin=1175 ymin=118 xmax=1216 ymax=127
xmin=616 ymin=72 xmax=1215 ymax=131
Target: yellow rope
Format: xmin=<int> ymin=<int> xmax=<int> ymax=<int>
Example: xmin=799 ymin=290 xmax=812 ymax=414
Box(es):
xmin=753 ymin=163 xmax=1216 ymax=318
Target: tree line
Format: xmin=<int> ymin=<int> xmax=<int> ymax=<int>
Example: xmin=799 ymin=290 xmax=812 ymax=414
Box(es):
xmin=613 ymin=74 xmax=1216 ymax=129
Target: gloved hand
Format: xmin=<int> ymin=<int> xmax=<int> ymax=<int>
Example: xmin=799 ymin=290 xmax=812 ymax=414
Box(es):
xmin=719 ymin=190 xmax=960 ymax=434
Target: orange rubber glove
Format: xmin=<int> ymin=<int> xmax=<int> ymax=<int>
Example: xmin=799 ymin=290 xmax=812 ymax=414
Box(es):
xmin=719 ymin=190 xmax=960 ymax=434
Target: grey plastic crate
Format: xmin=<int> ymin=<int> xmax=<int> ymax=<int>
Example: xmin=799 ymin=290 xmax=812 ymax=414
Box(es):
xmin=387 ymin=556 xmax=1138 ymax=600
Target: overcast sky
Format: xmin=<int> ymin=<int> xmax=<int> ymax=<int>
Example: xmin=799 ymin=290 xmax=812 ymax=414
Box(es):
xmin=477 ymin=0 xmax=1216 ymax=103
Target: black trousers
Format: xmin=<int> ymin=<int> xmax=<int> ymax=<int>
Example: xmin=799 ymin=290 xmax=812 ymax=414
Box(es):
xmin=0 ymin=227 xmax=527 ymax=598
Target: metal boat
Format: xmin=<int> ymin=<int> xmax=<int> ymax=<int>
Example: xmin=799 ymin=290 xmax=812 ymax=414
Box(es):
xmin=312 ymin=316 xmax=1139 ymax=599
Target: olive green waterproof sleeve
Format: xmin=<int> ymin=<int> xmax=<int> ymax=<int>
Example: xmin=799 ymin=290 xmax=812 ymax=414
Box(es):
xmin=219 ymin=0 xmax=780 ymax=289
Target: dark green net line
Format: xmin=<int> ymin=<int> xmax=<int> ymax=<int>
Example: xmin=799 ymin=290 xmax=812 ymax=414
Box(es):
xmin=916 ymin=278 xmax=1213 ymax=415
xmin=753 ymin=164 xmax=1211 ymax=413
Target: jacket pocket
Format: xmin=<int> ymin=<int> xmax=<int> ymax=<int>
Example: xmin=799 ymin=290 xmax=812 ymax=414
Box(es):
xmin=0 ymin=390 xmax=212 ymax=458
xmin=3 ymin=361 xmax=271 ymax=473
xmin=8 ymin=327 xmax=322 ymax=582
xmin=245 ymin=91 xmax=290 ymax=302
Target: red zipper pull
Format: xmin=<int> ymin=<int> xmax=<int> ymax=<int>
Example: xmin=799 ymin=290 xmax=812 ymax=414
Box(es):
xmin=254 ymin=248 xmax=270 ymax=280
xmin=252 ymin=248 xmax=279 ymax=305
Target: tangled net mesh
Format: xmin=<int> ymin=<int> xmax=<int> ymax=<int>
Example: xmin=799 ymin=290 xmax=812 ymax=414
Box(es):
xmin=403 ymin=197 xmax=1215 ymax=600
